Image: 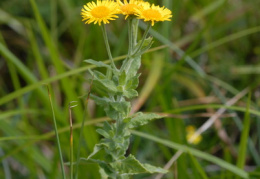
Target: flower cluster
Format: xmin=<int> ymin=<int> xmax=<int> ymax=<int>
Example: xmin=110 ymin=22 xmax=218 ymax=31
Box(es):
xmin=81 ymin=0 xmax=172 ymax=26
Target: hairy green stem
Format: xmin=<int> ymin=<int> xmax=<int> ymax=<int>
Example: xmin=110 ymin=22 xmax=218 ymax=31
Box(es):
xmin=128 ymin=18 xmax=133 ymax=55
xmin=132 ymin=18 xmax=139 ymax=46
xmin=120 ymin=18 xmax=139 ymax=73
xmin=132 ymin=23 xmax=151 ymax=56
xmin=101 ymin=24 xmax=117 ymax=78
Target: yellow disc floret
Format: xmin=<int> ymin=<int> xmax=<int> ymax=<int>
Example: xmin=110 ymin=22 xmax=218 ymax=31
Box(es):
xmin=135 ymin=3 xmax=172 ymax=26
xmin=117 ymin=0 xmax=144 ymax=19
xmin=81 ymin=0 xmax=120 ymax=26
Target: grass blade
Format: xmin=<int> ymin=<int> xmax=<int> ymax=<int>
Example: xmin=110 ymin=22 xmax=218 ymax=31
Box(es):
xmin=132 ymin=130 xmax=249 ymax=179
xmin=188 ymin=152 xmax=209 ymax=179
xmin=46 ymin=85 xmax=66 ymax=179
xmin=236 ymin=92 xmax=251 ymax=168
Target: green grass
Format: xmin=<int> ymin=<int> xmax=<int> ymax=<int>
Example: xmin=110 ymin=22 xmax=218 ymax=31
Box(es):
xmin=0 ymin=0 xmax=260 ymax=178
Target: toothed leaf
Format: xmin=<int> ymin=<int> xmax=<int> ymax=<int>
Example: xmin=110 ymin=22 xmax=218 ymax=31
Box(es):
xmin=110 ymin=154 xmax=168 ymax=175
xmin=127 ymin=112 xmax=163 ymax=129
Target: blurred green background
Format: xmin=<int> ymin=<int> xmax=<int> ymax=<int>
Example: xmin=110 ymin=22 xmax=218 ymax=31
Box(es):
xmin=1 ymin=0 xmax=260 ymax=178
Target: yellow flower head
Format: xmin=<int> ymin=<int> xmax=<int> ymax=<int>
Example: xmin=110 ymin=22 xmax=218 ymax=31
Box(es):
xmin=135 ymin=3 xmax=172 ymax=26
xmin=81 ymin=0 xmax=120 ymax=26
xmin=117 ymin=0 xmax=144 ymax=19
xmin=186 ymin=126 xmax=202 ymax=145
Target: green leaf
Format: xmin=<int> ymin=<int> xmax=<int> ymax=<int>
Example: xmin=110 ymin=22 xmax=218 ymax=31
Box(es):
xmin=110 ymin=154 xmax=167 ymax=175
xmin=133 ymin=36 xmax=153 ymax=56
xmin=87 ymin=143 xmax=107 ymax=160
xmin=84 ymin=59 xmax=112 ymax=70
xmin=91 ymin=95 xmax=131 ymax=120
xmin=92 ymin=78 xmax=118 ymax=94
xmin=119 ymin=71 xmax=127 ymax=85
xmin=92 ymin=70 xmax=107 ymax=80
xmin=110 ymin=101 xmax=131 ymax=118
xmin=127 ymin=113 xmax=163 ymax=128
xmin=117 ymin=72 xmax=140 ymax=98
xmin=116 ymin=123 xmax=131 ymax=138
xmin=90 ymin=94 xmax=110 ymax=107
xmin=96 ymin=129 xmax=111 ymax=139
xmin=125 ymin=56 xmax=141 ymax=79
xmin=103 ymin=121 xmax=112 ymax=132
xmin=125 ymin=74 xmax=140 ymax=90
xmin=104 ymin=108 xmax=120 ymax=121
xmin=99 ymin=164 xmax=115 ymax=179
xmin=89 ymin=70 xmax=117 ymax=94
xmin=123 ymin=89 xmax=138 ymax=99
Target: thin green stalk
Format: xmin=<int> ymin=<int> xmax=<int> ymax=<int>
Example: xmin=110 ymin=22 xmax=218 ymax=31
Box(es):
xmin=101 ymin=23 xmax=117 ymax=78
xmin=46 ymin=86 xmax=66 ymax=179
xmin=69 ymin=102 xmax=77 ymax=179
xmin=120 ymin=18 xmax=139 ymax=73
xmin=131 ymin=18 xmax=139 ymax=46
xmin=70 ymin=124 xmax=73 ymax=179
xmin=128 ymin=18 xmax=133 ymax=55
xmin=132 ymin=23 xmax=151 ymax=56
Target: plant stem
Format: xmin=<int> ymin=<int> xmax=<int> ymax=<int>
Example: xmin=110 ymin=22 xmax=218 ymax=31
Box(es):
xmin=132 ymin=23 xmax=151 ymax=56
xmin=120 ymin=18 xmax=139 ymax=73
xmin=128 ymin=18 xmax=133 ymax=55
xmin=69 ymin=102 xmax=76 ymax=179
xmin=101 ymin=24 xmax=117 ymax=78
xmin=46 ymin=86 xmax=66 ymax=179
xmin=132 ymin=18 xmax=139 ymax=46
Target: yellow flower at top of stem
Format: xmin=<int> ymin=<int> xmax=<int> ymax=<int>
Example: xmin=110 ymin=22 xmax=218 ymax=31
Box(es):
xmin=117 ymin=0 xmax=145 ymax=19
xmin=81 ymin=0 xmax=172 ymax=26
xmin=135 ymin=3 xmax=172 ymax=26
xmin=81 ymin=0 xmax=120 ymax=26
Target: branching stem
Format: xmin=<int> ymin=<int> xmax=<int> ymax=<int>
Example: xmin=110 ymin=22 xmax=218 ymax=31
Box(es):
xmin=132 ymin=23 xmax=151 ymax=56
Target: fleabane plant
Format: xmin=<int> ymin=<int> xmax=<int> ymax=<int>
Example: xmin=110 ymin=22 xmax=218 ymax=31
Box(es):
xmin=81 ymin=0 xmax=172 ymax=178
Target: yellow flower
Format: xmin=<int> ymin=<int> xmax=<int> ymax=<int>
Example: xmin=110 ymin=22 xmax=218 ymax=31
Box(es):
xmin=117 ymin=0 xmax=144 ymax=19
xmin=81 ymin=0 xmax=120 ymax=26
xmin=135 ymin=3 xmax=172 ymax=26
xmin=186 ymin=126 xmax=202 ymax=145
